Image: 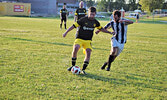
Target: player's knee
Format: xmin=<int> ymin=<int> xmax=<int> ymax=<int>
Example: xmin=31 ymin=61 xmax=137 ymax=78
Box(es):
xmin=86 ymin=49 xmax=91 ymax=56
xmin=110 ymin=49 xmax=118 ymax=56
xmin=73 ymin=45 xmax=80 ymax=53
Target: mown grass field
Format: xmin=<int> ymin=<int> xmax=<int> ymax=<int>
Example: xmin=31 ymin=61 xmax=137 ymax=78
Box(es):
xmin=0 ymin=16 xmax=167 ymax=99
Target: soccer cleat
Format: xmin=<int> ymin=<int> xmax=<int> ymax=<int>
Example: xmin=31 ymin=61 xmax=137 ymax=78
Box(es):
xmin=106 ymin=67 xmax=110 ymax=71
xmin=67 ymin=66 xmax=73 ymax=71
xmin=101 ymin=62 xmax=107 ymax=70
xmin=81 ymin=70 xmax=87 ymax=75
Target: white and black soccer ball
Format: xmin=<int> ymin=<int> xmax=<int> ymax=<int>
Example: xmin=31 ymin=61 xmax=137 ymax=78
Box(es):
xmin=71 ymin=66 xmax=81 ymax=75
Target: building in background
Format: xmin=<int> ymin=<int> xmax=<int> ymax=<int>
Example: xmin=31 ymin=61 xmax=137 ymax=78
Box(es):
xmin=0 ymin=0 xmax=86 ymax=16
xmin=0 ymin=0 xmax=31 ymax=16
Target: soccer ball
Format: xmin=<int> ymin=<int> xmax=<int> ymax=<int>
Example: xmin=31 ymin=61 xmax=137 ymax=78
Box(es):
xmin=71 ymin=66 xmax=81 ymax=75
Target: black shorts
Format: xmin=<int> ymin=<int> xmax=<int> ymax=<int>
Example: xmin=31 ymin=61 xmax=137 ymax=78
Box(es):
xmin=61 ymin=17 xmax=67 ymax=22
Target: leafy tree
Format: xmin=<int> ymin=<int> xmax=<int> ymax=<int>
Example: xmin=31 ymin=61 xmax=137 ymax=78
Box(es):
xmin=96 ymin=0 xmax=108 ymax=12
xmin=128 ymin=0 xmax=137 ymax=11
xmin=113 ymin=0 xmax=126 ymax=10
xmin=86 ymin=0 xmax=95 ymax=8
xmin=139 ymin=0 xmax=165 ymax=12
xmin=162 ymin=2 xmax=167 ymax=9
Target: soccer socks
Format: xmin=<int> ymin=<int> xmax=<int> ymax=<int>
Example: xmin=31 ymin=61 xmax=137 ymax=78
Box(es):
xmin=64 ymin=24 xmax=66 ymax=29
xmin=60 ymin=24 xmax=62 ymax=29
xmin=82 ymin=61 xmax=89 ymax=70
xmin=72 ymin=57 xmax=77 ymax=66
xmin=101 ymin=62 xmax=108 ymax=69
xmin=107 ymin=55 xmax=115 ymax=70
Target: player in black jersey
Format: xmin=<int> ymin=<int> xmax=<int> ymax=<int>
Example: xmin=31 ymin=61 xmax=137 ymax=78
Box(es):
xmin=74 ymin=1 xmax=87 ymax=22
xmin=74 ymin=1 xmax=87 ymax=37
xmin=60 ymin=5 xmax=68 ymax=29
xmin=63 ymin=7 xmax=115 ymax=75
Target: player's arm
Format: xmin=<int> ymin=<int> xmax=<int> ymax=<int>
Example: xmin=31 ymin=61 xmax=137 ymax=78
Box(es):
xmin=119 ymin=19 xmax=133 ymax=25
xmin=66 ymin=10 xmax=68 ymax=20
xmin=74 ymin=10 xmax=78 ymax=22
xmin=74 ymin=16 xmax=77 ymax=22
xmin=60 ymin=10 xmax=62 ymax=19
xmin=95 ymin=22 xmax=111 ymax=34
xmin=63 ymin=25 xmax=75 ymax=37
xmin=100 ymin=28 xmax=115 ymax=35
xmin=63 ymin=22 xmax=80 ymax=37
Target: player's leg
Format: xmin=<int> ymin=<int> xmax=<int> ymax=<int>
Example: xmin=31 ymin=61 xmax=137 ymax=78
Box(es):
xmin=67 ymin=44 xmax=80 ymax=71
xmin=81 ymin=48 xmax=91 ymax=75
xmin=101 ymin=47 xmax=117 ymax=70
xmin=67 ymin=39 xmax=81 ymax=71
xmin=106 ymin=47 xmax=118 ymax=71
xmin=64 ymin=18 xmax=67 ymax=29
xmin=81 ymin=41 xmax=92 ymax=74
xmin=60 ymin=18 xmax=63 ymax=29
xmin=82 ymin=48 xmax=91 ymax=70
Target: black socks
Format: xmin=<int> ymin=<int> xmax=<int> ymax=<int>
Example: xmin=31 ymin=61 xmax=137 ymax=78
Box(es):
xmin=82 ymin=61 xmax=89 ymax=70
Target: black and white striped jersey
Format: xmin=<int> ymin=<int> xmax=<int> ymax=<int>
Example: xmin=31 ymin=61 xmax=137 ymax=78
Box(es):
xmin=104 ymin=19 xmax=128 ymax=44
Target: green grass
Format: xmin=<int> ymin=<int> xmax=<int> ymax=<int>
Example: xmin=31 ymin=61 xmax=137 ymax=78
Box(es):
xmin=0 ymin=16 xmax=167 ymax=99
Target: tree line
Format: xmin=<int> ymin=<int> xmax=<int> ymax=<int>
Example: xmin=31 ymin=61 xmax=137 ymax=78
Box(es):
xmin=86 ymin=0 xmax=167 ymax=12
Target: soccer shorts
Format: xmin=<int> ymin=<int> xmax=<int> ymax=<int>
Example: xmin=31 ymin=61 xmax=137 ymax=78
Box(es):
xmin=61 ymin=17 xmax=67 ymax=22
xmin=111 ymin=37 xmax=124 ymax=56
xmin=74 ymin=39 xmax=92 ymax=54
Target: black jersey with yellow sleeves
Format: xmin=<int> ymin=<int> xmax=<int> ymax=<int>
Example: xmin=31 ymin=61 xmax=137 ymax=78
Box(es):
xmin=75 ymin=8 xmax=87 ymax=20
xmin=60 ymin=8 xmax=68 ymax=18
xmin=73 ymin=16 xmax=102 ymax=40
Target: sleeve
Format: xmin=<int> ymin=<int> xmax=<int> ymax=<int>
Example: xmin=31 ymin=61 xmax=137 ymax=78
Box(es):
xmin=75 ymin=9 xmax=78 ymax=16
xmin=104 ymin=22 xmax=111 ymax=29
xmin=95 ymin=20 xmax=102 ymax=30
xmin=73 ymin=19 xmax=82 ymax=28
xmin=60 ymin=9 xmax=62 ymax=13
xmin=84 ymin=9 xmax=87 ymax=15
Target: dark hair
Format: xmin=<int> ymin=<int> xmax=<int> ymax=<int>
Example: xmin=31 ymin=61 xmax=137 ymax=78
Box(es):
xmin=113 ymin=10 xmax=121 ymax=17
xmin=88 ymin=6 xmax=96 ymax=13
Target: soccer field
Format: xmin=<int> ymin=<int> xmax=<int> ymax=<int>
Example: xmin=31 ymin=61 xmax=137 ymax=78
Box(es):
xmin=0 ymin=16 xmax=167 ymax=99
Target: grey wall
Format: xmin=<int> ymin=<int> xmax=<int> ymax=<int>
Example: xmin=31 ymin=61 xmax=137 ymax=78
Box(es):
xmin=20 ymin=0 xmax=57 ymax=16
xmin=1 ymin=0 xmax=82 ymax=16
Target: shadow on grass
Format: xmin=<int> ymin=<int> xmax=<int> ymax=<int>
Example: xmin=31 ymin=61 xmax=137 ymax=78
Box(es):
xmin=3 ymin=37 xmax=109 ymax=51
xmin=79 ymin=72 xmax=166 ymax=91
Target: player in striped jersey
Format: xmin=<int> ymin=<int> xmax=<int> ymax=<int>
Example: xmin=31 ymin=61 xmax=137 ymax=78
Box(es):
xmin=96 ymin=10 xmax=133 ymax=71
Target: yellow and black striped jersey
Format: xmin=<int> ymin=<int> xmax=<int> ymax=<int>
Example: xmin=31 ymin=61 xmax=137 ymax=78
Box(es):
xmin=73 ymin=17 xmax=102 ymax=40
xmin=75 ymin=8 xmax=87 ymax=20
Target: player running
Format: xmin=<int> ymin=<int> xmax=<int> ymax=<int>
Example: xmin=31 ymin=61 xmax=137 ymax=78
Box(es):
xmin=63 ymin=7 xmax=115 ymax=75
xmin=96 ymin=10 xmax=133 ymax=71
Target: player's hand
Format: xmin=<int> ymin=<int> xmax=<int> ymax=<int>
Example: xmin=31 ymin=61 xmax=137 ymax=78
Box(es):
xmin=63 ymin=33 xmax=67 ymax=37
xmin=95 ymin=30 xmax=100 ymax=34
xmin=111 ymin=31 xmax=115 ymax=35
xmin=119 ymin=20 xmax=124 ymax=23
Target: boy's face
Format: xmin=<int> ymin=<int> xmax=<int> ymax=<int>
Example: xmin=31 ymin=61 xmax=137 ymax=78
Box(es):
xmin=114 ymin=14 xmax=120 ymax=22
xmin=88 ymin=11 xmax=96 ymax=20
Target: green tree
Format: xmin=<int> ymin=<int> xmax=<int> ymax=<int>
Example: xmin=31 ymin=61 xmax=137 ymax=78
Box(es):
xmin=162 ymin=2 xmax=167 ymax=9
xmin=97 ymin=0 xmax=108 ymax=12
xmin=86 ymin=0 xmax=95 ymax=8
xmin=139 ymin=0 xmax=165 ymax=12
xmin=113 ymin=0 xmax=126 ymax=10
xmin=128 ymin=0 xmax=137 ymax=11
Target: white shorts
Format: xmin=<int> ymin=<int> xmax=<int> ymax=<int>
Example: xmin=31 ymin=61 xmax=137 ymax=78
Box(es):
xmin=111 ymin=37 xmax=124 ymax=56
